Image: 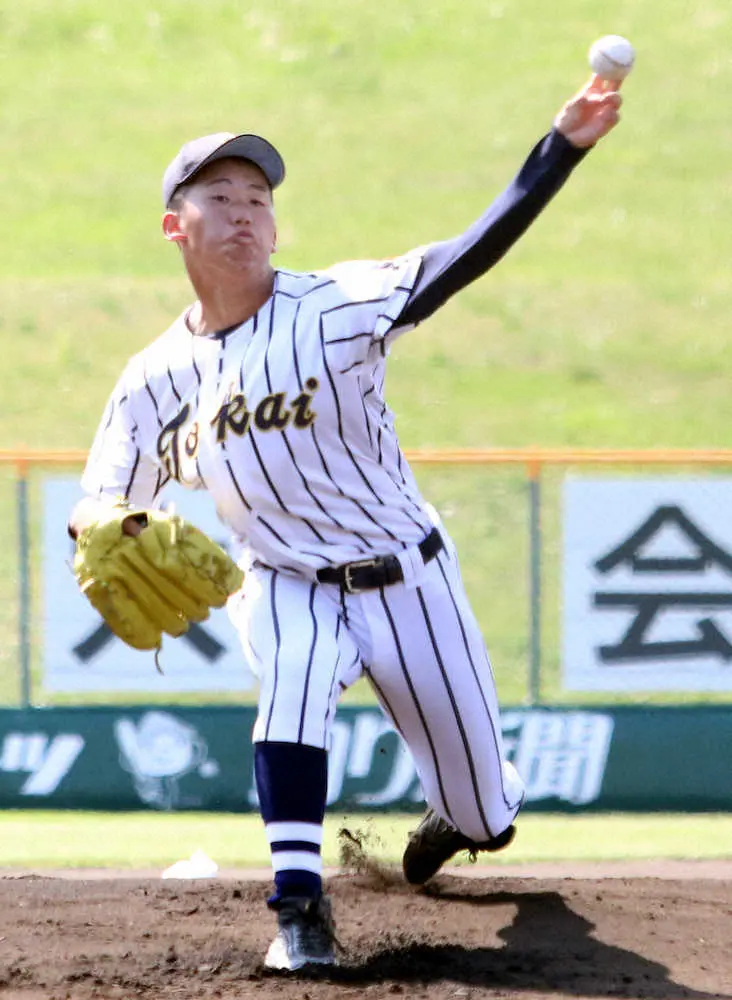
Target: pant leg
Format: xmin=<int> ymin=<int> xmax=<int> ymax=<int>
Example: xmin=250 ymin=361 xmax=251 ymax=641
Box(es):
xmin=230 ymin=564 xmax=362 ymax=747
xmin=355 ymin=540 xmax=524 ymax=842
xmin=229 ymin=564 xmax=362 ymax=902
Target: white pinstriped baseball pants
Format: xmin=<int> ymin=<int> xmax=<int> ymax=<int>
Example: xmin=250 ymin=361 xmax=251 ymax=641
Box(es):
xmin=229 ymin=529 xmax=524 ymax=842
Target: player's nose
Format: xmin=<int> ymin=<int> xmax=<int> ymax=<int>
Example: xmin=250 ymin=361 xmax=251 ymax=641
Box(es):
xmin=230 ymin=201 xmax=253 ymax=225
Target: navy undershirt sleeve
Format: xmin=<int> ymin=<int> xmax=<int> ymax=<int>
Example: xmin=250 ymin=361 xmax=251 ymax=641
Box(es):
xmin=396 ymin=129 xmax=590 ymax=328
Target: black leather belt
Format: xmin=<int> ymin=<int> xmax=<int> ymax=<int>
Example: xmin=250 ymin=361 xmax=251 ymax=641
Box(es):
xmin=316 ymin=527 xmax=444 ymax=594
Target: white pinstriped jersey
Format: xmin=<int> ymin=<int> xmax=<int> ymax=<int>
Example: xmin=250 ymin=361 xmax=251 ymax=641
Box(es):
xmin=82 ymin=250 xmax=435 ymax=574
xmin=83 ymin=130 xmax=587 ymax=576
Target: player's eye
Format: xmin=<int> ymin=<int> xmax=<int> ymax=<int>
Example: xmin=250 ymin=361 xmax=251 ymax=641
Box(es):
xmin=212 ymin=194 xmax=229 ymax=204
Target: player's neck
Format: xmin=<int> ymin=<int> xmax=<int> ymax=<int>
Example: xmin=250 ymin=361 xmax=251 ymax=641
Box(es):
xmin=187 ymin=265 xmax=276 ymax=336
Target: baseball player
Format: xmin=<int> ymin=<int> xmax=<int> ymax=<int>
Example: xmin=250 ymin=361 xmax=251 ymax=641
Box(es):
xmin=69 ymin=74 xmax=622 ymax=971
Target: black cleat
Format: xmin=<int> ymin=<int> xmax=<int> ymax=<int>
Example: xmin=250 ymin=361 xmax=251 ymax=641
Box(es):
xmin=402 ymin=808 xmax=516 ymax=885
xmin=264 ymin=895 xmax=337 ymax=971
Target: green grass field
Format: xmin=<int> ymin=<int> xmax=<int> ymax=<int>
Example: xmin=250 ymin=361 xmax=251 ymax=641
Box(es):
xmin=3 ymin=811 xmax=732 ymax=870
xmin=1 ymin=0 xmax=731 ymax=710
xmin=3 ymin=0 xmax=731 ymax=451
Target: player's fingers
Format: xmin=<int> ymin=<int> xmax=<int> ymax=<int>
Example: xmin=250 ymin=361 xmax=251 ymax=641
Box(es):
xmin=123 ymin=516 xmax=144 ymax=537
xmin=577 ymin=77 xmax=619 ymax=106
xmin=586 ymin=73 xmax=607 ymax=94
xmin=597 ymin=90 xmax=622 ymax=110
xmin=582 ymin=90 xmax=622 ymax=117
xmin=595 ymin=105 xmax=621 ymax=136
xmin=586 ymin=74 xmax=624 ymax=98
xmin=601 ymin=77 xmax=623 ymax=94
xmin=565 ymin=75 xmax=598 ymax=107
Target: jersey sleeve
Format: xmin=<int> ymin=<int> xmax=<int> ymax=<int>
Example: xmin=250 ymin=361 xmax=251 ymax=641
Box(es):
xmin=319 ymin=249 xmax=426 ymax=371
xmin=80 ymin=362 xmax=167 ymax=508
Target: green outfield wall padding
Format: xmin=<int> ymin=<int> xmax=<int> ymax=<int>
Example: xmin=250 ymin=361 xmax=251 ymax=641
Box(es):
xmin=0 ymin=705 xmax=728 ymax=812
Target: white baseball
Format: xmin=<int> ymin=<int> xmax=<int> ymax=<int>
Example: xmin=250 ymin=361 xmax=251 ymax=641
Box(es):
xmin=588 ymin=35 xmax=635 ymax=81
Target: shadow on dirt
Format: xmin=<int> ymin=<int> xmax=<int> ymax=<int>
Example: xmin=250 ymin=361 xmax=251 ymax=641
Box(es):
xmin=319 ymin=886 xmax=729 ymax=999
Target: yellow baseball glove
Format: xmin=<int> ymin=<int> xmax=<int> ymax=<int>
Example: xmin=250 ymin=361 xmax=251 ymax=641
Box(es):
xmin=73 ymin=506 xmax=244 ymax=654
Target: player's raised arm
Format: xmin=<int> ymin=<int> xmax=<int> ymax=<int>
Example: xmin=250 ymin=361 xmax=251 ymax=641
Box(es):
xmin=394 ymin=74 xmax=623 ymax=331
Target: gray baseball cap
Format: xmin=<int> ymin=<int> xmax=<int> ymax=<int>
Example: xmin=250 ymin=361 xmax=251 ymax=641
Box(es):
xmin=162 ymin=132 xmax=286 ymax=207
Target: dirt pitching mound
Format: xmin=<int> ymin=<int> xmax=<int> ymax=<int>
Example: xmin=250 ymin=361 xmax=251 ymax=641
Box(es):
xmin=2 ymin=861 xmax=731 ymax=999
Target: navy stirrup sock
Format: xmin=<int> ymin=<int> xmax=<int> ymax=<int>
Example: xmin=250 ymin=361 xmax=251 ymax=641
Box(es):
xmin=254 ymin=741 xmax=328 ymax=906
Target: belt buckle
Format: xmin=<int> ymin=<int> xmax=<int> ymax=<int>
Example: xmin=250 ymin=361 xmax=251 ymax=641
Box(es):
xmin=343 ymin=558 xmax=380 ymax=595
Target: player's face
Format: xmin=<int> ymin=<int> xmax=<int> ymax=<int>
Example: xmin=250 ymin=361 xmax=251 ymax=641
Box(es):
xmin=164 ymin=159 xmax=277 ymax=274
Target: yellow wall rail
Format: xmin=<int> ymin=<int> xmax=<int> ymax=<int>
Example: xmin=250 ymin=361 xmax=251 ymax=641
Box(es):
xmin=5 ymin=446 xmax=732 ymax=470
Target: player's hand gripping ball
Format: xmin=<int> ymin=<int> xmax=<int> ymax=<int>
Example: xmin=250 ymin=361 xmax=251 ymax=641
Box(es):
xmin=588 ymin=35 xmax=635 ymax=81
xmin=73 ymin=506 xmax=245 ymax=655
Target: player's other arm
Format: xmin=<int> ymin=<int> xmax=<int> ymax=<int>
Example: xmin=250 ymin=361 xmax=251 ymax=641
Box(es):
xmin=68 ymin=372 xmax=163 ymax=540
xmin=396 ymin=75 xmax=622 ymax=328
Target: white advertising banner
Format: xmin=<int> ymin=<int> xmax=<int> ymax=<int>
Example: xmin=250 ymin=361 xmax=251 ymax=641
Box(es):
xmin=563 ymin=478 xmax=732 ymax=691
xmin=43 ymin=478 xmax=256 ymax=692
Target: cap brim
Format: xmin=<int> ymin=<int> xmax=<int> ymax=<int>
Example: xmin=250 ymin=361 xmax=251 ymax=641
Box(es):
xmin=186 ymin=134 xmax=285 ymax=191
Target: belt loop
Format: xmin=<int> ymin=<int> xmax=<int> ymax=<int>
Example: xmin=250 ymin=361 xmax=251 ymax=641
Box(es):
xmin=395 ymin=543 xmax=428 ymax=585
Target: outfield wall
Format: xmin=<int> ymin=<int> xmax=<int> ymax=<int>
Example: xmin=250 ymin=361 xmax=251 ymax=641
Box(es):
xmin=7 ymin=447 xmax=732 ymax=711
xmin=0 ymin=704 xmax=729 ymax=813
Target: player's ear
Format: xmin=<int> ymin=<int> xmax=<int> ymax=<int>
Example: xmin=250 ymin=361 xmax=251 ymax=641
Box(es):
xmin=162 ymin=211 xmax=187 ymax=244
xmin=272 ymin=227 xmax=278 ymax=254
